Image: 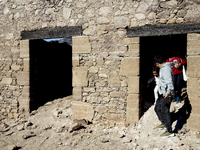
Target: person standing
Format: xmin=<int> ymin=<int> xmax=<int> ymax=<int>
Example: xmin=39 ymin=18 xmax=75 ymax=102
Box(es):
xmin=166 ymin=56 xmax=187 ymax=103
xmin=154 ymin=55 xmax=175 ymax=138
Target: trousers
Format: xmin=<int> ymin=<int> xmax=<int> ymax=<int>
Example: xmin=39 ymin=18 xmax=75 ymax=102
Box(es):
xmin=154 ymin=95 xmax=172 ymax=132
xmin=174 ymin=73 xmax=183 ymax=96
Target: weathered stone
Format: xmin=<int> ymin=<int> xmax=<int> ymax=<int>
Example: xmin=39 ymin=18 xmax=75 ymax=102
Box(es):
xmin=157 ymin=10 xmax=170 ymax=19
xmin=18 ymin=97 xmax=30 ymax=114
xmin=1 ymin=78 xmax=12 ymax=85
xmin=123 ymin=38 xmax=139 ymax=45
xmin=99 ymin=6 xmax=112 ymax=16
xmin=128 ymin=76 xmax=139 ymax=94
xmin=11 ymin=64 xmax=21 ymax=71
xmin=20 ymin=40 xmax=29 ymax=58
xmin=72 ymin=54 xmax=79 ymax=67
xmin=88 ymin=66 xmax=98 ymax=73
xmin=105 ymin=113 xmax=124 ymax=122
xmin=114 ymin=16 xmax=130 ymax=28
xmin=136 ymin=2 xmax=149 ymax=13
xmin=160 ymin=1 xmax=177 ymax=9
xmin=72 ymin=36 xmax=91 ymax=53
xmin=135 ymin=13 xmax=145 ymax=20
xmin=95 ymin=105 xmax=108 ymax=114
xmin=63 ymin=7 xmax=71 ymax=19
xmin=119 ymin=57 xmax=139 ymax=76
xmin=83 ymin=26 xmax=97 ymax=36
xmin=108 ymin=75 xmax=121 ymax=87
xmin=110 ymin=91 xmax=126 ymax=98
xmin=73 ymin=67 xmax=88 ymax=87
xmin=17 ymin=72 xmax=29 ymax=86
xmin=97 ymin=17 xmax=110 ymax=24
xmin=71 ymin=101 xmax=94 ymax=122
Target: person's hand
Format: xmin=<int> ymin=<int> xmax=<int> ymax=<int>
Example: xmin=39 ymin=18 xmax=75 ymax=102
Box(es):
xmin=164 ymin=93 xmax=169 ymax=98
xmin=177 ymin=63 xmax=181 ymax=68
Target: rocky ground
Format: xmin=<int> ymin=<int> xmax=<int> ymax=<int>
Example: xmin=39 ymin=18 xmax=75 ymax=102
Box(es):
xmin=1 ymin=96 xmax=200 ymax=150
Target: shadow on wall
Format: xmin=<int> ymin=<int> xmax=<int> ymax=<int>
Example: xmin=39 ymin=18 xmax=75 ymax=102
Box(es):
xmin=30 ymin=39 xmax=72 ymax=111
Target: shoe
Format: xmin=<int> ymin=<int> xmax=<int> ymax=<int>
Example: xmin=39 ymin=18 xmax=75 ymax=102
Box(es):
xmin=176 ymin=96 xmax=180 ymax=103
xmin=154 ymin=124 xmax=166 ymax=130
xmin=160 ymin=131 xmax=174 ymax=138
xmin=172 ymin=96 xmax=176 ymax=102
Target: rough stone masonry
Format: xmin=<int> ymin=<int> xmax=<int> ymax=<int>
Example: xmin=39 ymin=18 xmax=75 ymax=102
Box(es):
xmin=0 ymin=0 xmax=200 ymax=131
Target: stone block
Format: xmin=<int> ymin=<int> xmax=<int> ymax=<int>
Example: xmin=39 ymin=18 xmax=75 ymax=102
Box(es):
xmin=18 ymin=97 xmax=30 ymax=113
xmin=20 ymin=40 xmax=29 ymax=58
xmin=187 ymin=56 xmax=200 ymax=78
xmin=128 ymin=76 xmax=139 ymax=94
xmin=123 ymin=37 xmax=139 ymax=45
xmin=72 ymin=54 xmax=79 ymax=67
xmin=17 ymin=71 xmax=29 ymax=85
xmin=88 ymin=66 xmax=98 ymax=73
xmin=23 ymin=58 xmax=30 ymax=71
xmin=191 ymin=105 xmax=200 ymax=114
xmin=187 ymin=87 xmax=200 ymax=97
xmin=119 ymin=57 xmax=139 ymax=76
xmin=127 ymin=44 xmax=140 ymax=57
xmin=126 ymin=94 xmax=140 ymax=123
xmin=73 ymin=87 xmax=82 ymax=100
xmin=11 ymin=64 xmax=21 ymax=71
xmin=73 ymin=67 xmax=88 ymax=87
xmin=187 ymin=41 xmax=200 ymax=55
xmin=188 ymin=96 xmax=200 ymax=104
xmin=108 ymin=76 xmax=121 ymax=87
xmin=109 ymin=100 xmax=119 ymax=108
xmin=114 ymin=16 xmax=130 ymax=29
xmin=72 ymin=36 xmax=91 ymax=53
xmin=187 ymin=115 xmax=200 ymax=131
xmin=187 ymin=78 xmax=199 ymax=88
xmin=126 ymin=108 xmax=140 ymax=123
xmin=105 ymin=113 xmax=124 ymax=122
xmin=129 ymin=44 xmax=140 ymax=51
xmin=95 ymin=105 xmax=108 ymax=114
xmin=127 ymin=94 xmax=140 ymax=108
xmin=21 ymin=86 xmax=30 ymax=98
xmin=110 ymin=91 xmax=126 ymax=98
xmin=1 ymin=78 xmax=12 ymax=85
xmin=71 ymin=101 xmax=94 ymax=122
xmin=187 ymin=33 xmax=200 ymax=41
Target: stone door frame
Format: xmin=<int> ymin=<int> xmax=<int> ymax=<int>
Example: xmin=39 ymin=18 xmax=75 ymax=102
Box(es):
xmin=18 ymin=26 xmax=83 ymax=114
xmin=126 ymin=23 xmax=200 ymax=130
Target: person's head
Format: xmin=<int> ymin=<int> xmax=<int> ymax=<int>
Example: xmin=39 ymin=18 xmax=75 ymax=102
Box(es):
xmin=152 ymin=66 xmax=159 ymax=77
xmin=154 ymin=55 xmax=165 ymax=68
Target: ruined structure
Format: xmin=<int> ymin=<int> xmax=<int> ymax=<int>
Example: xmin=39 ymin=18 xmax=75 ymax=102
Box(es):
xmin=0 ymin=0 xmax=200 ymax=131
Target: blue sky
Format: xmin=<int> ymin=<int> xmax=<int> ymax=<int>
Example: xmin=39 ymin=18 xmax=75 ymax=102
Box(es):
xmin=43 ymin=38 xmax=64 ymax=42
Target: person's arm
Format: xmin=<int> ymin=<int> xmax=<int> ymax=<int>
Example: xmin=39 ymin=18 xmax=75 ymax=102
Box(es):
xmin=163 ymin=67 xmax=174 ymax=98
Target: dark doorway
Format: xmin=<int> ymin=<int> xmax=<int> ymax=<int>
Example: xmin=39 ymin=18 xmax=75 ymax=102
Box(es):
xmin=140 ymin=34 xmax=187 ymax=115
xmin=30 ymin=38 xmax=72 ymax=111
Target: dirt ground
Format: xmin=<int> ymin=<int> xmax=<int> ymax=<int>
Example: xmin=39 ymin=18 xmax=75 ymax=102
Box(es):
xmin=1 ymin=95 xmax=200 ymax=150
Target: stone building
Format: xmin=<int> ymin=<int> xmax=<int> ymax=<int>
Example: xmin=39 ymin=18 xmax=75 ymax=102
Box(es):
xmin=0 ymin=0 xmax=200 ymax=130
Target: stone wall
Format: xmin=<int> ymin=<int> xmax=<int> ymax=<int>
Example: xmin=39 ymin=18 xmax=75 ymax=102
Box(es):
xmin=0 ymin=0 xmax=200 ymax=130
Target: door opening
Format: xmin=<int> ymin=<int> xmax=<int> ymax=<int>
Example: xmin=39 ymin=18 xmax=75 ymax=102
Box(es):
xmin=29 ymin=38 xmax=72 ymax=111
xmin=140 ymin=34 xmax=187 ymax=115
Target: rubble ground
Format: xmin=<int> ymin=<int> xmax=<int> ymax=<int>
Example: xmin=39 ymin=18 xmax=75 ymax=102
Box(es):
xmin=1 ymin=96 xmax=200 ymax=150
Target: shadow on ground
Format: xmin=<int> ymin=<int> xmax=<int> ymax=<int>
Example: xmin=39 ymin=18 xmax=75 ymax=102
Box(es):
xmin=171 ymin=88 xmax=192 ymax=133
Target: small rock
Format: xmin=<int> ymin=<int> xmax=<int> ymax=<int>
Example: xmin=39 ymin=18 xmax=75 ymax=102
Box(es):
xmin=73 ymin=119 xmax=88 ymax=126
xmin=69 ymin=122 xmax=83 ymax=133
xmin=5 ymin=131 xmax=14 ymax=136
xmin=22 ymin=131 xmax=36 ymax=139
xmin=122 ymin=137 xmax=132 ymax=143
xmin=17 ymin=124 xmax=24 ymax=131
xmin=5 ymin=144 xmax=17 ymax=150
xmin=101 ymin=138 xmax=109 ymax=143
